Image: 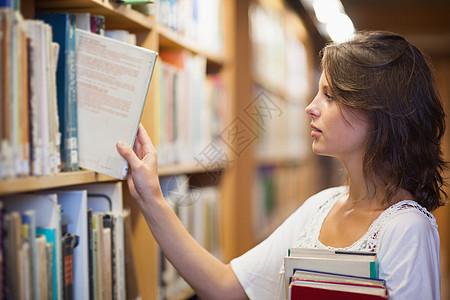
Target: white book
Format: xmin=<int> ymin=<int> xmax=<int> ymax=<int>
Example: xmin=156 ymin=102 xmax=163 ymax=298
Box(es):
xmin=102 ymin=226 xmax=112 ymax=300
xmin=57 ymin=190 xmax=89 ymax=300
xmin=72 ymin=12 xmax=91 ymax=31
xmin=75 ymin=29 xmax=158 ymax=179
xmin=36 ymin=235 xmax=49 ymax=300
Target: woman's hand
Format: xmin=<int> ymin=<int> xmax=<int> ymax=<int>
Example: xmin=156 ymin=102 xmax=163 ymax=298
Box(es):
xmin=116 ymin=124 xmax=163 ymax=209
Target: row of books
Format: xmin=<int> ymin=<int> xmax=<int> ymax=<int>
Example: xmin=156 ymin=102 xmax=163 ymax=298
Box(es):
xmin=252 ymin=163 xmax=312 ymax=240
xmin=158 ymin=175 xmax=221 ymax=299
xmin=154 ymin=50 xmax=230 ymax=167
xmin=284 ymin=248 xmax=389 ymax=299
xmin=249 ymin=2 xmax=311 ymax=100
xmin=253 ymin=87 xmax=310 ymax=164
xmin=158 ymin=0 xmax=224 ymax=53
xmin=1 ymin=7 xmax=158 ymax=180
xmin=0 ymin=182 xmax=137 ymax=300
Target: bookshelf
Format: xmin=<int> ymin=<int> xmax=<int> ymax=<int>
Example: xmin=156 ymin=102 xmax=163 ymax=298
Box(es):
xmin=245 ymin=0 xmax=323 ymax=244
xmin=1 ymin=0 xmax=325 ymax=299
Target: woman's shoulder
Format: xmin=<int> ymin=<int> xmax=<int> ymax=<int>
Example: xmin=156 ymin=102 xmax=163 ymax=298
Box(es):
xmin=381 ymin=200 xmax=437 ymax=230
xmin=376 ymin=200 xmax=439 ymax=248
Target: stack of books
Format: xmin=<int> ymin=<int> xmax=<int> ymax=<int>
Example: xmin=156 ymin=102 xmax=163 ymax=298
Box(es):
xmin=284 ymin=248 xmax=389 ymax=299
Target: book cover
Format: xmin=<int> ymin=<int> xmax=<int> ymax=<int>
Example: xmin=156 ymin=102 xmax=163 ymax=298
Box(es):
xmin=75 ymin=29 xmax=158 ymax=180
xmin=35 ymin=12 xmax=79 ymax=172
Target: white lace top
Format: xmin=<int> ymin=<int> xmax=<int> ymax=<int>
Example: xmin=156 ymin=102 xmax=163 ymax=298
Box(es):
xmin=230 ymin=186 xmax=440 ymax=300
xmin=294 ymin=187 xmax=438 ymax=253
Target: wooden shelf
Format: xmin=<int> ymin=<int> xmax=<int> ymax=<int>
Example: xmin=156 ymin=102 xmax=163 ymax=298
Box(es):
xmin=158 ymin=24 xmax=226 ymax=68
xmin=0 ymin=170 xmax=117 ymax=196
xmin=158 ymin=162 xmax=225 ymax=177
xmin=35 ymin=0 xmax=154 ymax=30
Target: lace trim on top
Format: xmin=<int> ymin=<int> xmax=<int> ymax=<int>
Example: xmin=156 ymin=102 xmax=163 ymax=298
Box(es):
xmin=294 ymin=189 xmax=437 ymax=253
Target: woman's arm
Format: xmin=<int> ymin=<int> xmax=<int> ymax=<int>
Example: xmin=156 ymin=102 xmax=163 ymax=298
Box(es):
xmin=116 ymin=124 xmax=247 ymax=300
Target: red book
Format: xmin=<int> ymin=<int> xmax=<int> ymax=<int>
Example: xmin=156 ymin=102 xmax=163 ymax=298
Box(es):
xmin=289 ymin=280 xmax=389 ymax=300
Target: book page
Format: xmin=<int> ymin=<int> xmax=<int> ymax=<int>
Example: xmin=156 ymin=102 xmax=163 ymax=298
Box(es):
xmin=76 ymin=29 xmax=157 ymax=179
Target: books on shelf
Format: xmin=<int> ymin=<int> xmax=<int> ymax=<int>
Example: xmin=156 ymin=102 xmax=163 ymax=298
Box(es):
xmin=155 ymin=50 xmax=230 ymax=167
xmin=75 ymin=28 xmax=157 ymax=179
xmin=35 ymin=12 xmax=79 ymax=172
xmin=158 ymin=175 xmax=221 ymax=298
xmin=0 ymin=182 xmax=134 ymax=300
xmin=0 ymin=10 xmax=62 ymax=178
xmin=284 ymin=248 xmax=387 ymax=300
xmin=1 ymin=8 xmax=158 ymax=180
xmin=158 ymin=0 xmax=224 ymax=53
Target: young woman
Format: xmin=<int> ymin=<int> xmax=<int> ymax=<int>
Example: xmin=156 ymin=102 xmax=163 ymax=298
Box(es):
xmin=117 ymin=31 xmax=446 ymax=299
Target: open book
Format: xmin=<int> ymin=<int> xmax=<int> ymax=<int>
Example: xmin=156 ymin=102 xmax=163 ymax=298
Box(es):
xmin=76 ymin=29 xmax=158 ymax=179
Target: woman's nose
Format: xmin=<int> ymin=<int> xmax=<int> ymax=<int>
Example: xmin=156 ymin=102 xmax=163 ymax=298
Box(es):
xmin=305 ymin=98 xmax=320 ymax=118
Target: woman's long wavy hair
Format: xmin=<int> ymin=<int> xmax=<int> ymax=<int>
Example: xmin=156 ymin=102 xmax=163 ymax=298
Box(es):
xmin=321 ymin=31 xmax=447 ymax=212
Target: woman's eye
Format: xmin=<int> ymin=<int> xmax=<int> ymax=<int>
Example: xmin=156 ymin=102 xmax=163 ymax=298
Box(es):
xmin=324 ymin=92 xmax=334 ymax=101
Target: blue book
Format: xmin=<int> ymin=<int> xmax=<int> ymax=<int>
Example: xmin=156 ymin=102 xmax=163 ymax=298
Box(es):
xmin=0 ymin=0 xmax=10 ymax=7
xmin=35 ymin=13 xmax=79 ymax=172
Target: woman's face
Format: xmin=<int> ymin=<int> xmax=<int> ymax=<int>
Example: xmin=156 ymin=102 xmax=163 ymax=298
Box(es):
xmin=305 ymin=72 xmax=369 ymax=162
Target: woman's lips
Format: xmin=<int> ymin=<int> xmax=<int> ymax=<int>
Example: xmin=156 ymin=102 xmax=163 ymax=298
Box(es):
xmin=310 ymin=124 xmax=322 ymax=137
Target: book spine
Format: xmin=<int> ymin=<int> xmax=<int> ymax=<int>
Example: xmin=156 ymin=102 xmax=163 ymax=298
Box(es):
xmin=87 ymin=209 xmax=94 ymax=300
xmin=370 ymin=261 xmax=378 ymax=279
xmin=62 ymin=233 xmax=77 ymax=300
xmin=103 ymin=214 xmax=116 ymax=300
xmin=66 ymin=14 xmax=79 ymax=171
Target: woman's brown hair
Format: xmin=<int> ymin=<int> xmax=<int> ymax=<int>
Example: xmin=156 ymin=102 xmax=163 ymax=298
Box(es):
xmin=321 ymin=31 xmax=446 ymax=211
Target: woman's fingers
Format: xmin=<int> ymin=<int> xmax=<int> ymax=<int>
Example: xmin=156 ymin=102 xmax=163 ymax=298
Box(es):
xmin=116 ymin=141 xmax=141 ymax=170
xmin=136 ymin=123 xmax=155 ymax=153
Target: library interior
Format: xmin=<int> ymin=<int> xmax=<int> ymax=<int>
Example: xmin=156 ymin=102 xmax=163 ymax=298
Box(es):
xmin=1 ymin=0 xmax=450 ymax=299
